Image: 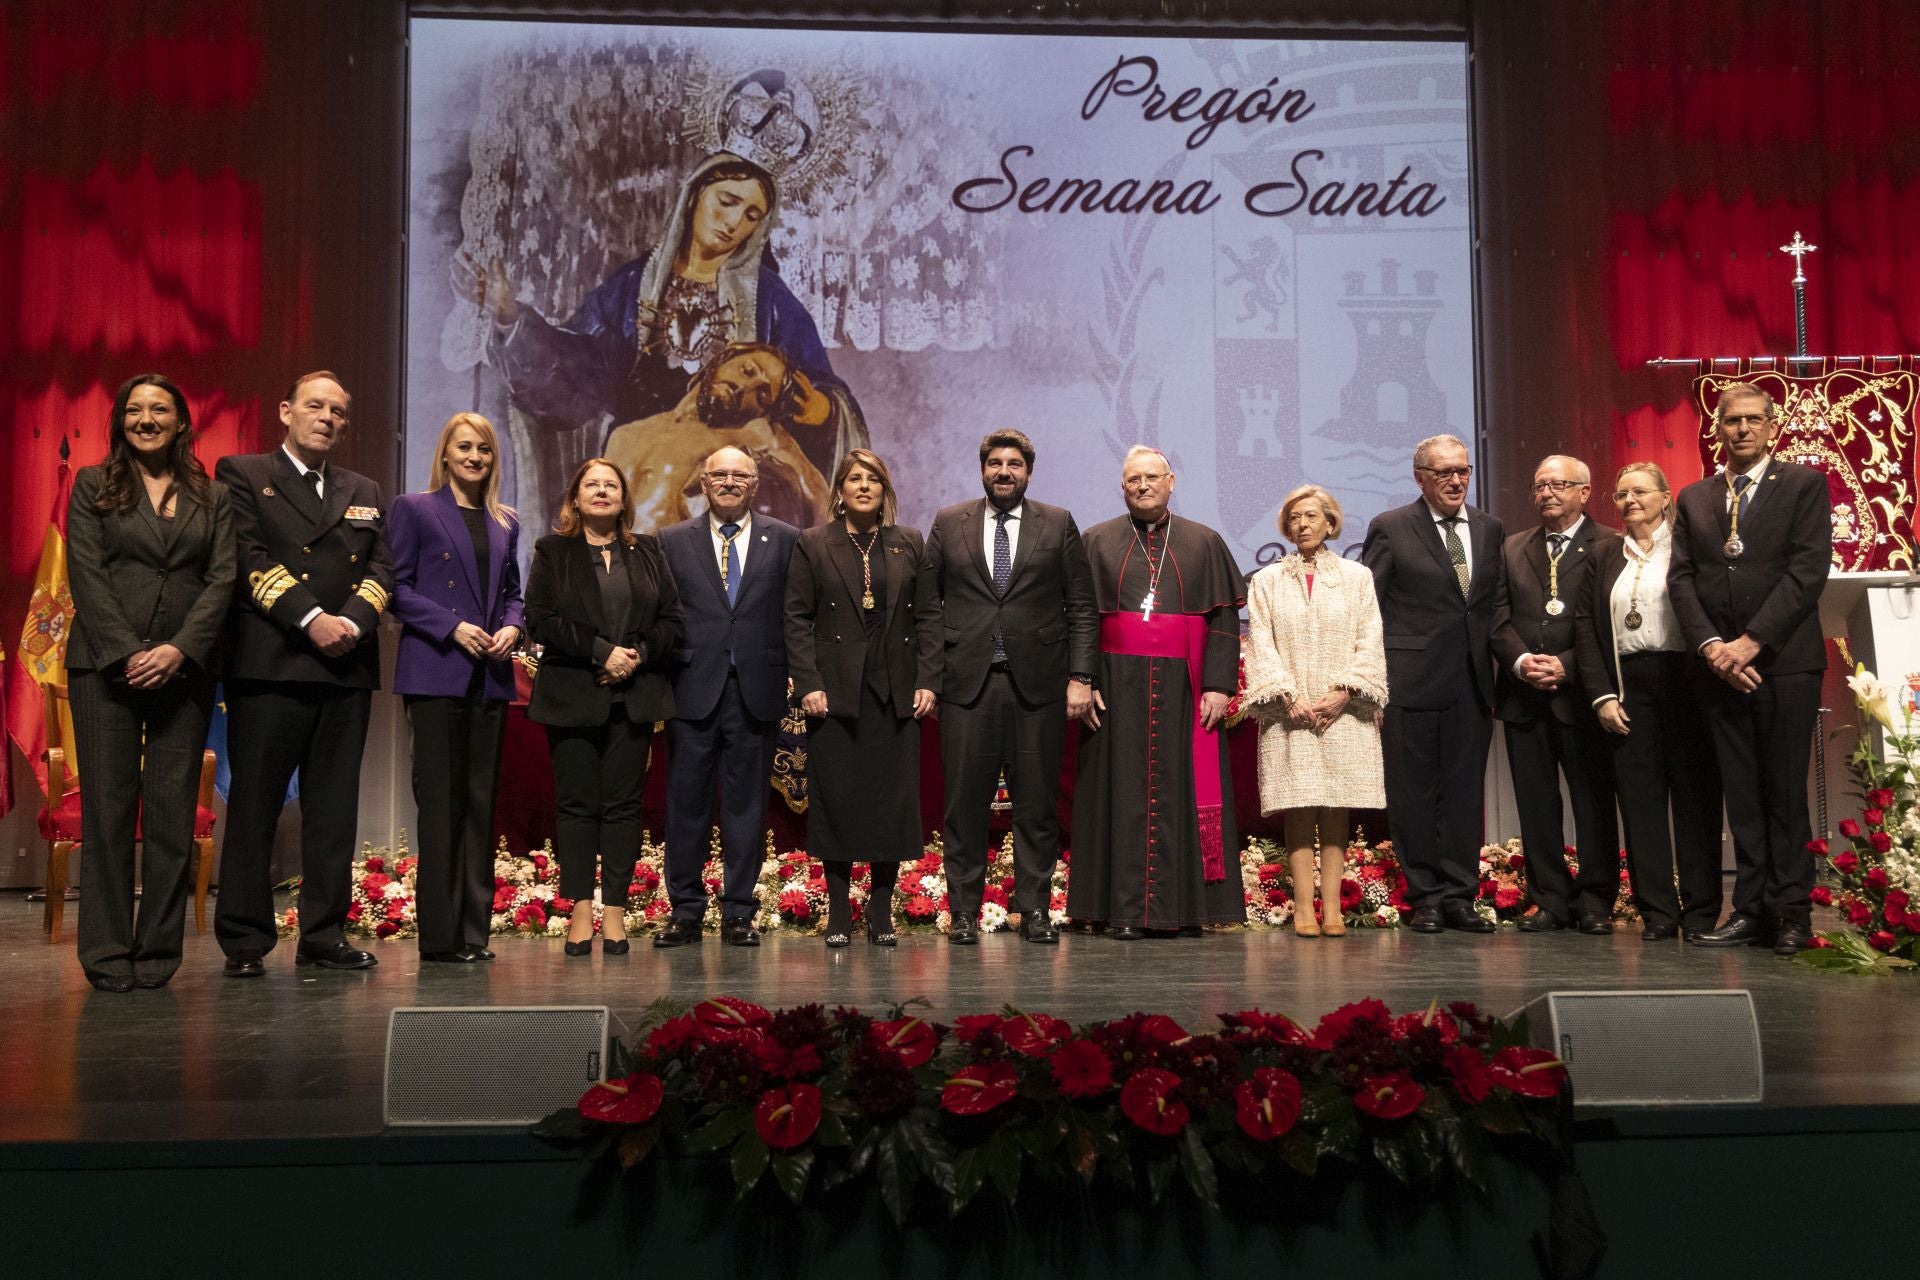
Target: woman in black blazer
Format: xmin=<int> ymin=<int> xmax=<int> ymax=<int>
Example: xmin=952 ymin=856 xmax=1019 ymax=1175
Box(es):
xmin=785 ymin=449 xmax=939 ymax=947
xmin=1573 ymin=462 xmax=1723 ymax=941
xmin=66 ymin=374 xmax=235 ymax=992
xmin=524 ymin=458 xmax=683 ymax=955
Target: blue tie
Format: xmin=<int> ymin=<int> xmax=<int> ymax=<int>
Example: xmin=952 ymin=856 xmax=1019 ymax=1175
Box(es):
xmin=992 ymin=510 xmax=1011 ymax=660
xmin=1732 ymin=473 xmax=1754 ymax=520
xmin=721 ymin=522 xmax=741 ymax=609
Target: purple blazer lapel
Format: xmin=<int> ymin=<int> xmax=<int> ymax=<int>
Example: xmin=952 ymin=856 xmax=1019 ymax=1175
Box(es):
xmin=430 ymin=486 xmax=483 ymax=609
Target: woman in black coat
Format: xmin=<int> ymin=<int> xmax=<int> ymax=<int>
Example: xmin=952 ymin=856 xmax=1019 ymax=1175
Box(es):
xmin=66 ymin=374 xmax=234 ymax=992
xmin=784 ymin=449 xmax=940 ymax=947
xmin=524 ymin=458 xmax=683 ymax=955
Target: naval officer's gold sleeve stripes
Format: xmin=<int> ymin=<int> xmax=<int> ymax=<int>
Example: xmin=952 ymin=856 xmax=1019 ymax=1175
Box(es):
xmin=353 ymin=580 xmax=391 ymax=614
xmin=249 ymin=566 xmax=297 ymax=610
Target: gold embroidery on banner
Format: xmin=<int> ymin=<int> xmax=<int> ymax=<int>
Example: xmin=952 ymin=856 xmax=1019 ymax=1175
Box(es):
xmin=250 ymin=566 xmax=296 ymax=609
xmin=352 ymin=580 xmax=391 ymax=614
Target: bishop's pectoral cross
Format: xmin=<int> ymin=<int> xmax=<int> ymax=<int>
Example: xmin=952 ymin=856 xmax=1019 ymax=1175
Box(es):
xmin=1140 ymin=589 xmax=1156 ymax=622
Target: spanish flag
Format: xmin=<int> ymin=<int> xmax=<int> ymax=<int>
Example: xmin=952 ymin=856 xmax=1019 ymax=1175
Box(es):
xmin=6 ymin=442 xmax=76 ymax=799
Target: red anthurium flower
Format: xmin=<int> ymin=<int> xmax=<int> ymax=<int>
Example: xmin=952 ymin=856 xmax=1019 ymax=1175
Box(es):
xmin=1133 ymin=1014 xmax=1190 ymax=1046
xmin=1001 ymin=1012 xmax=1073 ymax=1057
xmin=869 ymin=1017 xmax=939 ymax=1069
xmin=1391 ymin=1003 xmax=1460 ymax=1045
xmin=1221 ymin=1010 xmax=1311 ymax=1046
xmin=1050 ymin=1039 xmax=1114 ymax=1098
xmin=1831 ymin=851 xmax=1860 ymax=875
xmin=1352 ymin=1070 xmax=1425 ymax=1120
xmin=1489 ymin=1047 xmax=1567 ymax=1099
xmin=578 ymin=1071 xmax=665 ymax=1125
xmin=941 ymin=1063 xmax=1020 ymax=1115
xmin=754 ymin=1083 xmax=823 ymax=1149
xmin=1868 ymin=787 xmax=1896 ymax=809
xmin=695 ymin=996 xmax=772 ymax=1042
xmin=1119 ymin=1067 xmax=1190 ymax=1135
xmin=1233 ymin=1068 xmax=1303 ymax=1142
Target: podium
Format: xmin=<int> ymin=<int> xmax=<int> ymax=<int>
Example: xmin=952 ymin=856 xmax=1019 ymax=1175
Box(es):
xmin=1821 ymin=570 xmax=1920 ymax=763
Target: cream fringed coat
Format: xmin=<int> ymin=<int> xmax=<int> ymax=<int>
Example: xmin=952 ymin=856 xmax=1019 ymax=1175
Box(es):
xmin=1242 ymin=551 xmax=1389 ymax=813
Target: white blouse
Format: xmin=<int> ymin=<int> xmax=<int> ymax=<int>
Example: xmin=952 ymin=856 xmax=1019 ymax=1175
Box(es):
xmin=1610 ymin=521 xmax=1682 ymax=656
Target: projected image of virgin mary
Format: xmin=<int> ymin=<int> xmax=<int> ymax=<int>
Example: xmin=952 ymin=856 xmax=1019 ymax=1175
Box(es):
xmin=454 ymin=151 xmax=865 ymax=509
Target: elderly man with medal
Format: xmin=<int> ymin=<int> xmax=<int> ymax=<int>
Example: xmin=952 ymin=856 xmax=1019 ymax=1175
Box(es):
xmin=1067 ymin=446 xmax=1246 ymax=939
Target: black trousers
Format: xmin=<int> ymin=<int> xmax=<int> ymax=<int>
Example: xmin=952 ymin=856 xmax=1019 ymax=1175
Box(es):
xmin=1609 ymin=652 xmax=1723 ymax=932
xmin=546 ymin=706 xmax=652 ymax=907
xmin=1504 ymin=710 xmax=1619 ymax=921
xmin=1383 ymin=677 xmax=1493 ymax=909
xmin=1699 ymin=667 xmax=1819 ymax=928
xmin=216 ymin=680 xmax=371 ymax=957
xmin=407 ymin=693 xmax=507 ymax=953
xmin=70 ymin=667 xmax=215 ymax=984
xmin=665 ymin=673 xmax=774 ymax=923
xmin=939 ymin=668 xmax=1066 ymax=920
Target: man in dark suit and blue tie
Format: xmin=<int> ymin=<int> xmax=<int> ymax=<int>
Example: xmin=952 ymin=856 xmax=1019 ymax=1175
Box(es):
xmin=1361 ymin=433 xmax=1508 ymax=935
xmin=656 ymin=445 xmax=799 ymax=947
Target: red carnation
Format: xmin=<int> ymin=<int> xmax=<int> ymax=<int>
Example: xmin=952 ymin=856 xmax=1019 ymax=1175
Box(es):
xmin=386 ymin=898 xmax=408 ymax=921
xmin=1339 ymin=878 xmax=1363 ymax=911
xmin=362 ymin=871 xmax=392 ymax=896
xmin=1050 ymin=1039 xmax=1114 ymax=1098
xmin=1001 ymin=1012 xmax=1073 ymax=1057
xmin=1868 ymin=930 xmax=1898 ymax=953
xmin=1865 ymin=867 xmax=1891 ymax=892
xmin=1119 ymin=1067 xmax=1190 ymax=1135
xmin=1810 ymin=885 xmax=1833 ymax=907
xmin=1352 ymin=1070 xmax=1424 ymax=1120
xmin=1490 ymin=1046 xmax=1567 ymax=1098
xmin=365 ymin=856 xmax=385 ymax=874
xmin=1233 ymin=1069 xmax=1303 ymax=1142
xmin=1832 ymin=850 xmax=1860 ymax=875
xmin=754 ymin=1083 xmax=823 ymax=1149
xmin=646 ymin=1015 xmax=703 ymax=1057
xmin=1494 ymin=886 xmax=1524 ymax=911
xmin=777 ymin=889 xmax=812 ymax=919
xmin=578 ymin=1071 xmax=665 ymax=1125
xmin=1868 ymin=788 xmax=1896 ymax=809
xmin=1864 ymin=807 xmax=1886 ymax=828
xmin=1313 ymin=998 xmax=1391 ymax=1046
xmin=694 ymin=996 xmax=772 ymax=1042
xmin=346 ymin=901 xmax=364 ymax=923
xmin=552 ymin=896 xmax=574 ymax=915
xmin=1444 ymin=1045 xmax=1496 ymax=1105
xmin=869 ymin=1017 xmax=939 ymax=1068
xmin=952 ymin=1014 xmax=1004 ymax=1044
xmin=941 ymin=1063 xmax=1019 ymax=1115
xmin=1477 ymin=878 xmax=1497 ymax=899
xmin=1870 ymin=832 xmax=1894 ymax=854
xmin=531 ymin=854 xmax=548 ymax=870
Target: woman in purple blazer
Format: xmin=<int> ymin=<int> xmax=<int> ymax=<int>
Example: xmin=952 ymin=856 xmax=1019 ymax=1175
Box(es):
xmin=389 ymin=412 xmax=525 ymax=963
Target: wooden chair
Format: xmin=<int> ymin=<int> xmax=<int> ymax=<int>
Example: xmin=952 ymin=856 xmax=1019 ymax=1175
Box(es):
xmin=37 ymin=682 xmax=219 ymax=943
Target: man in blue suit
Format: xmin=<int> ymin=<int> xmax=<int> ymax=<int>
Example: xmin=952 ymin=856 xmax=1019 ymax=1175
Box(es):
xmin=656 ymin=445 xmax=799 ymax=946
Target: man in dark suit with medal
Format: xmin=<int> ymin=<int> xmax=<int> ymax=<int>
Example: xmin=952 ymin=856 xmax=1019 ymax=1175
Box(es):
xmin=656 ymin=445 xmax=800 ymax=947
xmin=922 ymin=429 xmax=1099 ymax=944
xmin=1669 ymin=382 xmax=1832 ymax=955
xmin=1492 ymin=454 xmax=1620 ymax=934
xmin=214 ymin=371 xmax=394 ymax=976
xmin=1361 ymin=434 xmax=1508 ymax=934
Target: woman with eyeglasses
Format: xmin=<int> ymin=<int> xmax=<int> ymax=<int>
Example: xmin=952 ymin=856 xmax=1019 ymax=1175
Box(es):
xmin=1574 ymin=462 xmax=1723 ymax=941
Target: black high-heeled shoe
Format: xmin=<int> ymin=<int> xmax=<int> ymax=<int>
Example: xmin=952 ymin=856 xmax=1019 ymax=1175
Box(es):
xmin=824 ymin=931 xmax=852 ymax=949
xmin=564 ymin=938 xmax=593 ymax=957
xmin=602 ymin=936 xmax=630 ymax=955
xmin=868 ymin=917 xmax=897 ymax=947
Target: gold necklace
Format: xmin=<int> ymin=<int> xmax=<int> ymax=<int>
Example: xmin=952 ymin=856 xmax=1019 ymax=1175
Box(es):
xmin=848 ymin=524 xmax=880 ymax=610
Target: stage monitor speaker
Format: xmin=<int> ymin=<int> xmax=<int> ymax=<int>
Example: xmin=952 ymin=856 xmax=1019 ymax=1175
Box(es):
xmin=1514 ymin=989 xmax=1763 ymax=1107
xmin=384 ymin=1005 xmax=627 ymax=1127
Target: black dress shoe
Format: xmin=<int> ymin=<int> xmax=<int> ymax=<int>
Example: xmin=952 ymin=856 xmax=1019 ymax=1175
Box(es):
xmin=722 ymin=920 xmax=761 ymax=948
xmin=563 ymin=938 xmax=593 ymax=957
xmin=1108 ymin=924 xmax=1144 ymax=941
xmin=422 ymin=950 xmax=478 ymax=964
xmin=1518 ymin=911 xmax=1568 ymax=933
xmin=1408 ymin=906 xmax=1444 ymax=933
xmin=223 ymin=952 xmax=265 ymax=978
xmin=602 ymin=937 xmax=631 ymax=956
xmin=1577 ymin=912 xmax=1615 ymax=936
xmin=461 ymin=945 xmax=497 ymax=961
xmin=868 ymin=918 xmax=898 ymax=947
xmin=1440 ymin=903 xmax=1495 ymax=934
xmin=1688 ymin=914 xmax=1767 ymax=948
xmin=1640 ymin=923 xmax=1679 ymax=941
xmin=1019 ymin=914 xmax=1060 ymax=944
xmin=135 ymin=975 xmax=171 ymax=990
xmin=825 ymin=931 xmax=852 ymax=949
xmin=1177 ymin=924 xmax=1204 ymax=938
xmin=88 ymin=974 xmax=136 ymax=993
xmin=948 ymin=916 xmax=979 ymax=945
xmin=1773 ymin=922 xmax=1813 ymax=957
xmin=296 ymin=943 xmax=378 ymax=970
xmin=653 ymin=918 xmax=701 ymax=948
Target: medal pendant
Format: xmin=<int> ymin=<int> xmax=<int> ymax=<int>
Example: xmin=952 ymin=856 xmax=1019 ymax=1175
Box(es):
xmin=862 ymin=591 xmax=875 ymax=610
xmin=1624 ymin=609 xmax=1643 ymax=631
xmin=1545 ymin=598 xmax=1565 ymax=617
xmin=1724 ymin=536 xmax=1744 ymax=559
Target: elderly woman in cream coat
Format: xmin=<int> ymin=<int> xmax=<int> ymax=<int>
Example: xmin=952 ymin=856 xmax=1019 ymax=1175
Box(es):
xmin=1243 ymin=485 xmax=1388 ymax=937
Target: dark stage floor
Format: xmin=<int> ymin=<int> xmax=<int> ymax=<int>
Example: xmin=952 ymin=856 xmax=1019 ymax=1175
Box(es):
xmin=4 ymin=890 xmax=1917 ymax=1146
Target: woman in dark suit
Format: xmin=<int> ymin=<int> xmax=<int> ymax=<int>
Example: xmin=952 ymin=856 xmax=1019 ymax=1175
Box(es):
xmin=524 ymin=458 xmax=683 ymax=955
xmin=1574 ymin=462 xmax=1723 ymax=941
xmin=785 ymin=449 xmax=939 ymax=947
xmin=389 ymin=412 xmax=525 ymax=964
xmin=66 ymin=374 xmax=234 ymax=991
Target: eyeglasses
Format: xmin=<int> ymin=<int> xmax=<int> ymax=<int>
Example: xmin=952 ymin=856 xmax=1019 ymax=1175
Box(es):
xmin=705 ymin=470 xmax=756 ymax=484
xmin=1613 ymin=487 xmax=1664 ymax=502
xmin=1417 ymin=466 xmax=1473 ymax=481
xmin=1720 ymin=413 xmax=1770 ymax=428
xmin=1530 ymin=479 xmax=1585 ymax=494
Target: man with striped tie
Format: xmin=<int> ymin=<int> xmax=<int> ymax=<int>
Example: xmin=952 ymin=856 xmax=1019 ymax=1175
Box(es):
xmin=1362 ymin=434 xmax=1509 ymax=934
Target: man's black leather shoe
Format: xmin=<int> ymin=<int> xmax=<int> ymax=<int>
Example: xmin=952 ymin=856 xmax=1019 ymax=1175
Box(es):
xmin=721 ymin=920 xmax=760 ymax=948
xmin=1641 ymin=923 xmax=1679 ymax=941
xmin=89 ymin=974 xmax=136 ymax=993
xmin=1019 ymin=914 xmax=1059 ymax=944
xmin=296 ymin=943 xmax=377 ymax=970
xmin=1177 ymin=925 xmax=1204 ymax=938
xmin=1773 ymin=922 xmax=1813 ymax=956
xmin=653 ymin=919 xmax=701 ymax=948
xmin=1688 ymin=914 xmax=1767 ymax=948
xmin=1108 ymin=924 xmax=1144 ymax=941
xmin=1577 ymin=912 xmax=1615 ymax=936
xmin=1518 ymin=911 xmax=1568 ymax=933
xmin=1441 ymin=903 xmax=1496 ymax=934
xmin=422 ymin=950 xmax=478 ymax=964
xmin=223 ymin=952 xmax=265 ymax=978
xmin=948 ymin=916 xmax=979 ymax=945
xmin=1408 ymin=906 xmax=1444 ymax=933
xmin=461 ymin=945 xmax=497 ymax=961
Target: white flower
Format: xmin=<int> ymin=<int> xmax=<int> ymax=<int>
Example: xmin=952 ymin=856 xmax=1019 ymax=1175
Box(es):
xmin=919 ymin=874 xmax=944 ymax=896
xmin=980 ymin=903 xmax=1009 ymax=932
xmin=1846 ymin=665 xmax=1896 ymax=728
xmin=382 ymin=882 xmax=409 ymax=901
